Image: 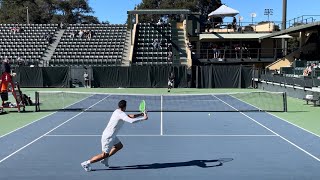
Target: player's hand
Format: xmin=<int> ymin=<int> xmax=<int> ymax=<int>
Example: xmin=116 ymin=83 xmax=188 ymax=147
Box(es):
xmin=143 ymin=112 xmax=148 ymax=120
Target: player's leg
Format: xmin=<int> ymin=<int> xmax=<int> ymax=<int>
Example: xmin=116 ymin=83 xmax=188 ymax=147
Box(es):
xmin=81 ymin=152 xmax=109 ymax=172
xmin=81 ymin=136 xmax=112 ymax=171
xmin=108 ymin=142 xmax=123 ymax=157
xmin=100 ymin=137 xmax=122 ymax=167
xmin=89 ymin=152 xmax=109 ymax=163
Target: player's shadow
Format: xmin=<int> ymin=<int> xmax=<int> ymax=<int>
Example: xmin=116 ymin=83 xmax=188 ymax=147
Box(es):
xmin=93 ymin=158 xmax=233 ymax=171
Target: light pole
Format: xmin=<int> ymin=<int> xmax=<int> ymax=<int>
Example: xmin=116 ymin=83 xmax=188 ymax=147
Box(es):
xmin=264 ymin=9 xmax=273 ymax=31
xmin=250 ymin=13 xmax=256 ymax=25
xmin=238 ymin=16 xmax=243 ymax=27
xmin=26 ymin=6 xmax=29 ymax=24
xmin=264 ymin=9 xmax=273 ymax=22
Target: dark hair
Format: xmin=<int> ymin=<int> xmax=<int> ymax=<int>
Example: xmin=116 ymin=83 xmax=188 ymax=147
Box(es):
xmin=118 ymin=100 xmax=127 ymax=109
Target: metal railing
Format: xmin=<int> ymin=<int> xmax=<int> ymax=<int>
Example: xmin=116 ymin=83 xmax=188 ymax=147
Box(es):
xmin=287 ymin=15 xmax=320 ymax=28
xmin=204 ymin=21 xmax=283 ymax=33
xmin=260 ymin=73 xmax=320 ymax=88
xmin=198 ymin=48 xmax=289 ymax=61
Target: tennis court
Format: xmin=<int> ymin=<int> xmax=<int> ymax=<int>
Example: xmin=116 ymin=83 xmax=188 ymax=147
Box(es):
xmin=1 ymin=91 xmax=320 ymax=180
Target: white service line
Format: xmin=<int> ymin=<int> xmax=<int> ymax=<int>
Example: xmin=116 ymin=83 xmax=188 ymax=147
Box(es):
xmin=0 ymin=95 xmax=110 ymax=164
xmin=232 ymin=95 xmax=320 ymax=139
xmin=213 ymin=95 xmax=320 ymax=162
xmin=45 ymin=134 xmax=277 ymax=137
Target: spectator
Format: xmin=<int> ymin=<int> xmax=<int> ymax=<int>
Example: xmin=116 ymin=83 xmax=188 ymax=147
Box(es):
xmin=232 ymin=17 xmax=237 ymax=31
xmin=152 ymin=39 xmax=160 ymax=49
xmin=45 ymin=34 xmax=53 ymax=44
xmin=16 ymin=26 xmax=22 ymax=33
xmin=84 ymin=71 xmax=90 ymax=88
xmin=303 ymin=64 xmax=312 ymax=76
xmin=212 ymin=44 xmax=219 ymax=59
xmin=206 ymin=18 xmax=212 ymax=32
xmin=23 ymin=59 xmax=29 ymax=66
xmin=242 ymin=44 xmax=248 ymax=59
xmin=167 ymin=51 xmax=173 ymax=62
xmin=234 ymin=44 xmax=241 ymax=59
xmin=79 ymin=30 xmax=84 ymax=38
xmin=70 ymin=31 xmax=76 ymax=38
xmin=10 ymin=26 xmax=17 ymax=34
xmin=17 ymin=56 xmax=23 ymax=66
xmin=60 ymin=22 xmax=65 ymax=29
xmin=1 ymin=59 xmax=11 ymax=74
xmin=168 ymin=43 xmax=172 ymax=52
xmin=246 ymin=45 xmax=251 ymax=59
xmin=157 ymin=19 xmax=163 ymax=26
xmin=87 ymin=30 xmax=92 ymax=40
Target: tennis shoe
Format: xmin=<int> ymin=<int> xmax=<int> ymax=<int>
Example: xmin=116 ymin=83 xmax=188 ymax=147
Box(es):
xmin=81 ymin=161 xmax=92 ymax=172
xmin=100 ymin=158 xmax=109 ymax=167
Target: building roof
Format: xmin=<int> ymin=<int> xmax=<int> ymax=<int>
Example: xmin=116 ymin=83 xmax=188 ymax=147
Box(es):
xmin=259 ymin=21 xmax=320 ymax=40
xmin=127 ymin=9 xmax=191 ymax=15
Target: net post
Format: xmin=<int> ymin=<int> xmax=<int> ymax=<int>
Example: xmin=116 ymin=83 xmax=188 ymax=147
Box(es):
xmin=283 ymin=92 xmax=288 ymax=112
xmin=35 ymin=91 xmax=40 ymax=112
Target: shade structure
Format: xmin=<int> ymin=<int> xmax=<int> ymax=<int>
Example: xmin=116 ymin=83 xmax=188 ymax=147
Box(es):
xmin=208 ymin=5 xmax=239 ymax=18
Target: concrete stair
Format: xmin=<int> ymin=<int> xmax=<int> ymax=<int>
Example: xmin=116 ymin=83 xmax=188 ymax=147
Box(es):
xmin=41 ymin=29 xmax=65 ymax=67
xmin=176 ymin=29 xmax=188 ymax=66
xmin=122 ymin=30 xmax=131 ymax=66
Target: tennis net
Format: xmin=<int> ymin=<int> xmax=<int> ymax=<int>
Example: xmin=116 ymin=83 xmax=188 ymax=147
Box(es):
xmin=35 ymin=91 xmax=287 ymax=112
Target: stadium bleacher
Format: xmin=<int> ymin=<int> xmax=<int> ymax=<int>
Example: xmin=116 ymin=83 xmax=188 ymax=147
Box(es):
xmin=133 ymin=23 xmax=172 ymax=65
xmin=0 ymin=24 xmax=59 ymax=66
xmin=50 ymin=24 xmax=127 ymax=66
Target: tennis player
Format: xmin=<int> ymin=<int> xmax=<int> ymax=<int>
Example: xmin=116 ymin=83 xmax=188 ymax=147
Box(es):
xmin=81 ymin=100 xmax=148 ymax=172
xmin=167 ymin=72 xmax=175 ymax=92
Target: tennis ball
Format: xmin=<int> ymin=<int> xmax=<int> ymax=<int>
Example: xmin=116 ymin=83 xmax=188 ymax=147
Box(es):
xmin=208 ymin=113 xmax=211 ymax=116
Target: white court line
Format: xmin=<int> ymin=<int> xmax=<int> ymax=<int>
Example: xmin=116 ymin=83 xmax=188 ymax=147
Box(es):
xmin=160 ymin=95 xmax=163 ymax=135
xmin=0 ymin=93 xmax=98 ymax=139
xmin=0 ymin=112 xmax=55 ymax=139
xmin=45 ymin=134 xmax=277 ymax=137
xmin=231 ymin=95 xmax=320 ymax=139
xmin=213 ymin=95 xmax=320 ymax=162
xmin=0 ymin=95 xmax=110 ymax=164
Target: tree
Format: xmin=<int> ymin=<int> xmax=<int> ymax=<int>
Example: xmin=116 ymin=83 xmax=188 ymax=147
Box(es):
xmin=136 ymin=0 xmax=222 ymax=22
xmin=0 ymin=0 xmax=100 ymax=24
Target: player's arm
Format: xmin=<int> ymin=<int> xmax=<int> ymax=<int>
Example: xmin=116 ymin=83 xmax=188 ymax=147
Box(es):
xmin=120 ymin=112 xmax=148 ymax=123
xmin=128 ymin=113 xmax=144 ymax=118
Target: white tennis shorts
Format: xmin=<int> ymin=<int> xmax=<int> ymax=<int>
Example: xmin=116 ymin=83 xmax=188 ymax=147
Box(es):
xmin=101 ymin=135 xmax=121 ymax=153
xmin=168 ymin=80 xmax=173 ymax=87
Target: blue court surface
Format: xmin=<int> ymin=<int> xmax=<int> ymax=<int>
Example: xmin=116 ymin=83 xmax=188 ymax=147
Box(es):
xmin=1 ymin=94 xmax=320 ymax=180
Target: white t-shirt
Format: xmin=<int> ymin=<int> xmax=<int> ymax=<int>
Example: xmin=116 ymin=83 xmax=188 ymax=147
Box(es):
xmin=102 ymin=109 xmax=145 ymax=138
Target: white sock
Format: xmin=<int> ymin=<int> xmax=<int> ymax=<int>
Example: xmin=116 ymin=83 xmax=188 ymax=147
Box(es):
xmin=87 ymin=160 xmax=91 ymax=164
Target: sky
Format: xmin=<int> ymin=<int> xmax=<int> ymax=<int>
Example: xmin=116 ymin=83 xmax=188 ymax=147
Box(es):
xmin=89 ymin=0 xmax=320 ymax=25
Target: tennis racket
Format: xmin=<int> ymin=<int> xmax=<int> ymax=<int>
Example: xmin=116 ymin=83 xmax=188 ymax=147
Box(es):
xmin=139 ymin=100 xmax=146 ymax=113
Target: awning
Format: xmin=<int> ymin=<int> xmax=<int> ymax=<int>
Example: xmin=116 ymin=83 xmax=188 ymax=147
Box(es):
xmin=208 ymin=5 xmax=239 ymax=18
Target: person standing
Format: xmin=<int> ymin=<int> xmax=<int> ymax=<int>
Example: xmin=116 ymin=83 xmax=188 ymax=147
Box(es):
xmin=168 ymin=72 xmax=175 ymax=92
xmin=83 ymin=71 xmax=89 ymax=88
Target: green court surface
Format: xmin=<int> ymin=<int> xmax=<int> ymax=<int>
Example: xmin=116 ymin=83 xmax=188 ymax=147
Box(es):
xmin=1 ymin=88 xmax=320 ymax=137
